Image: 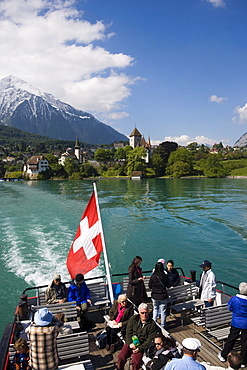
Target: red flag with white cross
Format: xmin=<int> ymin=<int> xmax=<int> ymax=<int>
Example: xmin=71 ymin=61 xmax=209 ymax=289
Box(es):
xmin=66 ymin=191 xmax=103 ymax=278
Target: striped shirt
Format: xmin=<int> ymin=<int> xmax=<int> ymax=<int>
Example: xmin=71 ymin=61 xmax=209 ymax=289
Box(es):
xmin=26 ymin=323 xmax=60 ymax=370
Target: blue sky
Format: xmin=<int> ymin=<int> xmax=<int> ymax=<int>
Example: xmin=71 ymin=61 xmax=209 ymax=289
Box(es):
xmin=0 ymin=0 xmax=246 ymax=146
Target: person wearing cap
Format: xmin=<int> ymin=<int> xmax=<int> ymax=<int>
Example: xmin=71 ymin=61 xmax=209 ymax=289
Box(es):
xmin=199 ymin=260 xmax=216 ymax=308
xmin=218 ymin=282 xmax=247 ymax=368
xmin=26 ymin=307 xmax=62 ymax=370
xmin=165 ymin=338 xmax=206 ymax=370
xmin=45 ymin=274 xmax=67 ymax=304
xmin=68 ymin=273 xmax=92 ymax=330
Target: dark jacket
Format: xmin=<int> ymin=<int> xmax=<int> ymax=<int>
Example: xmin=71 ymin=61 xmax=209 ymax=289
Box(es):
xmin=109 ymin=300 xmax=134 ymax=327
xmin=165 ymin=268 xmax=180 ymax=287
xmin=150 ymin=347 xmax=181 ymax=370
xmin=126 ymin=266 xmax=147 ymax=306
xmin=149 ymin=273 xmax=171 ymax=300
xmin=126 ymin=314 xmax=157 ymax=353
xmin=68 ymin=280 xmax=90 ymax=305
xmin=13 ymin=350 xmax=31 ymax=370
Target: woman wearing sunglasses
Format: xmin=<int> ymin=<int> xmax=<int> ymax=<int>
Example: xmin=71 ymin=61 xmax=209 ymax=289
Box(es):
xmin=106 ymin=294 xmax=134 ymax=354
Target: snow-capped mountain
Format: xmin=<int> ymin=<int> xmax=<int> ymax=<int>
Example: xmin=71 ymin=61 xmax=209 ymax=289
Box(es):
xmin=234 ymin=133 xmax=247 ymax=148
xmin=0 ymin=75 xmax=127 ymax=145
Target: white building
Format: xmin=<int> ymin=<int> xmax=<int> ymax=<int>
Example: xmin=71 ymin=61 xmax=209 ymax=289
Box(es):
xmin=23 ymin=156 xmax=49 ymax=179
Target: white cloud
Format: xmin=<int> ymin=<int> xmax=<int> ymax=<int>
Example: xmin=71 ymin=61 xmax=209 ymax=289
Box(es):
xmin=104 ymin=112 xmax=129 ymax=120
xmin=233 ymin=103 xmax=247 ymax=124
xmin=0 ymin=0 xmax=138 ymax=119
xmin=206 ymin=0 xmax=226 ymax=8
xmin=209 ymin=95 xmax=228 ymax=103
xmin=164 ymin=135 xmax=228 ymax=146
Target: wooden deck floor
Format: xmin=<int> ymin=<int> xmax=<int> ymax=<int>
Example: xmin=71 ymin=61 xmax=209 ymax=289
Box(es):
xmin=86 ymin=307 xmax=230 ymax=370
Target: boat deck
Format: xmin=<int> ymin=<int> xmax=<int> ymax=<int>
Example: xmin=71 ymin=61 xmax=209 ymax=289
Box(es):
xmin=86 ymin=307 xmax=230 ymax=370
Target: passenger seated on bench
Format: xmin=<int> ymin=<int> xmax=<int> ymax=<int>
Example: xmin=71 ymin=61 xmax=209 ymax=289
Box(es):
xmin=105 ymin=293 xmax=134 ymax=354
xmin=45 ymin=273 xmax=67 ymax=304
xmin=12 ymin=338 xmax=31 ymax=370
xmin=201 ymin=350 xmax=242 ymax=370
xmin=165 ymin=260 xmax=180 ymax=287
xmin=68 ymin=273 xmax=93 ymax=330
xmin=143 ymin=334 xmax=181 ymax=370
xmin=55 ymin=313 xmax=73 ymax=336
xmin=117 ymin=303 xmax=157 ymax=370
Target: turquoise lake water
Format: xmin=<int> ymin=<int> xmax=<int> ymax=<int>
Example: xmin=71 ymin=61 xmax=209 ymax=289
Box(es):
xmin=1 ymin=178 xmax=247 ymax=336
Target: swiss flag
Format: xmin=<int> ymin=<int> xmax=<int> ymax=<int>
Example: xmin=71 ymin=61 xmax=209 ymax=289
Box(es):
xmin=66 ymin=191 xmax=103 ymax=278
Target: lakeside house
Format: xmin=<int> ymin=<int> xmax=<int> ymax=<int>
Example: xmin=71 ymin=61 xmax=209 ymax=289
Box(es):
xmin=23 ymin=155 xmax=49 ymax=179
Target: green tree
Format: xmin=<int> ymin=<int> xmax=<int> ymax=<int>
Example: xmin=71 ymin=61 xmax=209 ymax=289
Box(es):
xmin=172 ymin=161 xmax=191 ymax=178
xmin=166 ymin=147 xmax=194 ymax=177
xmin=37 ymin=168 xmax=52 ymax=180
xmin=187 ymin=142 xmax=199 ymax=153
xmin=49 ymin=163 xmax=68 ymax=178
xmin=80 ymin=163 xmax=99 ymax=178
xmin=150 ymin=153 xmax=165 ymax=176
xmin=123 ymin=145 xmax=133 ymax=155
xmin=6 ymin=171 xmax=23 ymax=179
xmin=64 ymin=157 xmax=79 ymax=176
xmin=126 ymin=147 xmax=147 ymax=175
xmin=45 ymin=154 xmax=58 ymax=164
xmin=115 ymin=147 xmax=126 ymax=161
xmin=203 ymin=155 xmax=228 ymax=178
xmin=94 ymin=148 xmax=114 ymax=162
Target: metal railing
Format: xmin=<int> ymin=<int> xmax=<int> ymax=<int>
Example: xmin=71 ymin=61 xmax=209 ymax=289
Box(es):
xmin=1 ymin=268 xmax=237 ymax=370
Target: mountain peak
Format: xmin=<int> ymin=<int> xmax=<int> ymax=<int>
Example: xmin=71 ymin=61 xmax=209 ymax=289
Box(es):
xmin=0 ymin=75 xmax=44 ymax=98
xmin=0 ymin=75 xmax=127 ymax=144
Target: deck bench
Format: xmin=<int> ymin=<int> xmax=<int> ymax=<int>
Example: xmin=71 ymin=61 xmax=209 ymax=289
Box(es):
xmin=87 ymin=282 xmax=110 ymax=311
xmin=57 ymin=331 xmax=89 ymax=361
xmin=167 ymin=282 xmax=203 ymax=325
xmin=38 ymin=281 xmax=110 ymax=310
xmin=32 ymin=301 xmax=78 ymax=321
xmin=37 ymin=282 xmax=110 ymax=316
xmin=205 ymin=304 xmax=232 ymax=342
xmin=194 ymin=303 xmax=232 ymax=348
xmin=8 ymin=331 xmax=90 ymax=363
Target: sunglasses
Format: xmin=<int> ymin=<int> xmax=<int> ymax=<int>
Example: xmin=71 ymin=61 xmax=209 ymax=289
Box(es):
xmin=140 ymin=312 xmax=148 ymax=315
xmin=155 ymin=343 xmax=163 ymax=346
xmin=121 ymin=300 xmax=127 ymax=303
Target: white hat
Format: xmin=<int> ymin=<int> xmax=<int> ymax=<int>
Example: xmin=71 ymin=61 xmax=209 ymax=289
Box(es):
xmin=182 ymin=338 xmax=201 ymax=351
xmin=158 ymin=259 xmax=166 ymax=266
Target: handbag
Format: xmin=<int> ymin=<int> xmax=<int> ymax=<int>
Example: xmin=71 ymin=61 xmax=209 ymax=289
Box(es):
xmin=95 ymin=329 xmax=107 ymax=349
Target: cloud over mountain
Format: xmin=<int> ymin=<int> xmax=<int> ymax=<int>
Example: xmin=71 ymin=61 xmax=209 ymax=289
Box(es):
xmin=0 ymin=0 xmax=137 ymax=121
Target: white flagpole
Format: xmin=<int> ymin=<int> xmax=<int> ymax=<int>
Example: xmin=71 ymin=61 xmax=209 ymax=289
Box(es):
xmin=93 ymin=181 xmax=115 ymax=304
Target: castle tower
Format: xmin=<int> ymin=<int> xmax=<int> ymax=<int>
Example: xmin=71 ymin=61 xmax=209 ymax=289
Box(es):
xmin=129 ymin=127 xmax=142 ymax=148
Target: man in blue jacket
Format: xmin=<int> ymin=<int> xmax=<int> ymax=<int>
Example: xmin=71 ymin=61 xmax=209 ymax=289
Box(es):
xmin=218 ymin=282 xmax=247 ymax=367
xmin=68 ymin=273 xmax=92 ymax=329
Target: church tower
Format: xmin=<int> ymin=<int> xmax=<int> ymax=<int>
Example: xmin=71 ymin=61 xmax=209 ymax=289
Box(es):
xmin=129 ymin=127 xmax=142 ymax=148
xmin=74 ymin=137 xmax=81 ymax=163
